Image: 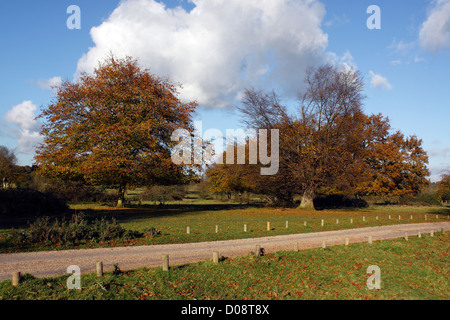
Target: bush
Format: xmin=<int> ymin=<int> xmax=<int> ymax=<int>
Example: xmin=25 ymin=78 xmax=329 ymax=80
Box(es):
xmin=313 ymin=194 xmax=369 ymax=210
xmin=398 ymin=193 xmax=441 ymax=206
xmin=42 ymin=180 xmax=119 ymax=203
xmin=7 ymin=213 xmax=147 ymax=247
xmin=0 ymin=188 xmax=68 ymax=218
xmin=139 ymin=185 xmax=187 ymax=204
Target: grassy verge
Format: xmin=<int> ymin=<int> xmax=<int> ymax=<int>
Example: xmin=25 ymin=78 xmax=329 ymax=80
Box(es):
xmin=0 ymin=204 xmax=449 ymax=253
xmin=0 ymin=232 xmax=448 ymax=300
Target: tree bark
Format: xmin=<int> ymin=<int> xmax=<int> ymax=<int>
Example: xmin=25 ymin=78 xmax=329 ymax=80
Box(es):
xmin=117 ymin=184 xmax=126 ymax=208
xmin=298 ymin=186 xmax=315 ymax=210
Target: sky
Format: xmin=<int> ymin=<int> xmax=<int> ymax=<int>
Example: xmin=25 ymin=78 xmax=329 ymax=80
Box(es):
xmin=0 ymin=0 xmax=449 ymax=182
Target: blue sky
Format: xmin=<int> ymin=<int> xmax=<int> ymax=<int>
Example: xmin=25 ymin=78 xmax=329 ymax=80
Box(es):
xmin=0 ymin=0 xmax=449 ymax=181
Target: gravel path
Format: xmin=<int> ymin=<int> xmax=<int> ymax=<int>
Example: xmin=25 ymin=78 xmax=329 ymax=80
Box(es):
xmin=0 ymin=222 xmax=448 ymax=281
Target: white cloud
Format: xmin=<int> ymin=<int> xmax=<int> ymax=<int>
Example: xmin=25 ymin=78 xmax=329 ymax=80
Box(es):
xmin=389 ymin=39 xmax=416 ymax=56
xmin=37 ymin=76 xmax=62 ymax=91
xmin=4 ymin=101 xmax=43 ymax=154
xmin=75 ymin=0 xmax=329 ymax=108
xmin=369 ymin=71 xmax=392 ymax=90
xmin=419 ymin=0 xmax=450 ymax=53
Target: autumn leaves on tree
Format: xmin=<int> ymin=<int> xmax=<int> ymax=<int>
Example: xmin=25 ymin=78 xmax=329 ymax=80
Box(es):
xmin=208 ymin=64 xmax=430 ymax=209
xmin=35 ymin=56 xmax=198 ymax=207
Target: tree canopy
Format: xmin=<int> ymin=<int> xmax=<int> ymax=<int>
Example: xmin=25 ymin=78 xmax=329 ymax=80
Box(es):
xmin=208 ymin=64 xmax=430 ymax=209
xmin=35 ymin=56 xmax=198 ymax=205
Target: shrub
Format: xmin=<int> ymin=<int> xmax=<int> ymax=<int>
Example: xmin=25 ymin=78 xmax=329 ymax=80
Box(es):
xmin=0 ymin=188 xmax=68 ymax=218
xmin=313 ymin=194 xmax=369 ymax=210
xmin=398 ymin=193 xmax=441 ymax=206
xmin=42 ymin=180 xmax=118 ymax=203
xmin=139 ymin=185 xmax=187 ymax=204
xmin=7 ymin=213 xmax=149 ymax=247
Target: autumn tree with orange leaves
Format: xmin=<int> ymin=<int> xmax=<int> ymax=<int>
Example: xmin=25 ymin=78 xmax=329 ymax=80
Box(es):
xmin=215 ymin=64 xmax=431 ymax=209
xmin=35 ymin=56 xmax=198 ymax=207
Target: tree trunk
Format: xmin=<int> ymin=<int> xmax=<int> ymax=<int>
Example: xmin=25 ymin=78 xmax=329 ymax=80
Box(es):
xmin=117 ymin=185 xmax=126 ymax=208
xmin=298 ymin=186 xmax=315 ymax=210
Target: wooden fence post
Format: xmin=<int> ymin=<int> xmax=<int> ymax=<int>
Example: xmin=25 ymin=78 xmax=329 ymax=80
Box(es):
xmin=267 ymin=222 xmax=271 ymax=231
xmin=162 ymin=254 xmax=169 ymax=271
xmin=96 ymin=262 xmax=103 ymax=277
xmin=213 ymin=251 xmax=219 ymax=264
xmin=12 ymin=272 xmax=21 ymax=286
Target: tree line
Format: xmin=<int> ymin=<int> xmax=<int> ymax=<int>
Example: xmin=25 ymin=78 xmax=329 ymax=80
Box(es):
xmin=1 ymin=56 xmax=448 ymax=210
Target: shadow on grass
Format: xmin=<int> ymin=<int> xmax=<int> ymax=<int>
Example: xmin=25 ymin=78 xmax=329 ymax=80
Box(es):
xmin=0 ymin=202 xmax=265 ymax=230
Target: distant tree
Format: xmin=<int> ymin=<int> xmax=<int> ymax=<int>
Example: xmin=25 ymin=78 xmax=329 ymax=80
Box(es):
xmin=0 ymin=146 xmax=17 ymax=188
xmin=35 ymin=56 xmax=198 ymax=207
xmin=437 ymin=172 xmax=450 ymax=201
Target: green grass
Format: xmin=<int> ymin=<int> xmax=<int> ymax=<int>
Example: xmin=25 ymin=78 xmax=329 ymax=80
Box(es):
xmin=1 ymin=203 xmax=449 ymax=253
xmin=1 ymin=232 xmax=448 ymax=300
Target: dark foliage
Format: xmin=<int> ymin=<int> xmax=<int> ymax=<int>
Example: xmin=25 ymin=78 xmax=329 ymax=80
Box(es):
xmin=313 ymin=194 xmax=369 ymax=210
xmin=0 ymin=188 xmax=68 ymax=218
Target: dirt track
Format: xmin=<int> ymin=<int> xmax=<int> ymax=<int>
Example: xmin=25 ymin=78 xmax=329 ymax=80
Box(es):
xmin=0 ymin=222 xmax=448 ymax=281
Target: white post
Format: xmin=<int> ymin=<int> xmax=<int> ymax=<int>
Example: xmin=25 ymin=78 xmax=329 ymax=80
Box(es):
xmin=244 ymin=224 xmax=247 ymax=232
xmin=186 ymin=226 xmax=190 ymax=234
xmin=215 ymin=225 xmax=219 ymax=233
xmin=321 ymin=219 xmax=324 ymax=227
xmin=368 ymin=236 xmax=372 ymax=244
xmin=345 ymin=238 xmax=349 ymax=246
xmin=322 ymin=241 xmax=326 ymax=249
xmin=286 ymin=221 xmax=289 ymax=228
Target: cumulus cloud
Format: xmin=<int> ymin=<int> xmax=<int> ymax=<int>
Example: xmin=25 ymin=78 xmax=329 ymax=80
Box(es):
xmin=419 ymin=0 xmax=450 ymax=53
xmin=75 ymin=0 xmax=329 ymax=108
xmin=37 ymin=76 xmax=62 ymax=91
xmin=369 ymin=71 xmax=392 ymax=90
xmin=4 ymin=101 xmax=43 ymax=154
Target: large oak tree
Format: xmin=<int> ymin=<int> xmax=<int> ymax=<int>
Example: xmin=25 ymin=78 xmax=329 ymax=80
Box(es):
xmin=228 ymin=64 xmax=430 ymax=209
xmin=35 ymin=56 xmax=197 ymax=206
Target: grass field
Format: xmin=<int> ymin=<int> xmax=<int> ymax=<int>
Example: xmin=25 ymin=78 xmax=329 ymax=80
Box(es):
xmin=1 ymin=201 xmax=449 ymax=253
xmin=0 ymin=232 xmax=448 ymax=300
